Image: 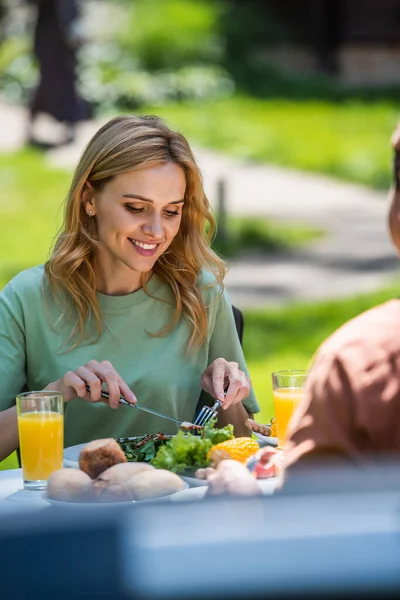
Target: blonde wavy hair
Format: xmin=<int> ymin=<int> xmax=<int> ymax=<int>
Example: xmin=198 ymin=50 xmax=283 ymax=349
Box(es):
xmin=45 ymin=115 xmax=226 ymax=350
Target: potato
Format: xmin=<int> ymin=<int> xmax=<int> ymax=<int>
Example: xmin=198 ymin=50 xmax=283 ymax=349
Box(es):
xmin=79 ymin=438 xmax=127 ymax=479
xmin=47 ymin=468 xmax=93 ymax=502
xmin=128 ymin=469 xmax=185 ymax=500
xmin=92 ymin=462 xmax=155 ymax=502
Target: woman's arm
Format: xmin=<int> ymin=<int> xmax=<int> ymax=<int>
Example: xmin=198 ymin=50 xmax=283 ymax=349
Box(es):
xmin=0 ymin=406 xmax=19 ymax=462
xmin=0 ymin=282 xmax=28 ymax=462
xmin=203 ymin=288 xmax=260 ymax=416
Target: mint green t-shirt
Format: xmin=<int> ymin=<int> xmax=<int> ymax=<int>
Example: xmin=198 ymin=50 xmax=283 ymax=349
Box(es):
xmin=0 ymin=266 xmax=259 ymax=447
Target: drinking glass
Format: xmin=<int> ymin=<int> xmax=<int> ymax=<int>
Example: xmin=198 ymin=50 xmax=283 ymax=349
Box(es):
xmin=272 ymin=370 xmax=308 ymax=448
xmin=16 ymin=390 xmax=64 ymax=491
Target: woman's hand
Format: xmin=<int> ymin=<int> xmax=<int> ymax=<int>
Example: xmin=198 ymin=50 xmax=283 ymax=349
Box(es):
xmin=201 ymin=358 xmax=251 ymax=409
xmin=45 ymin=360 xmax=137 ymax=409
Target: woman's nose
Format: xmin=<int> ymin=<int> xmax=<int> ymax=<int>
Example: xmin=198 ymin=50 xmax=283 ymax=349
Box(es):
xmin=142 ymin=213 xmax=164 ymax=238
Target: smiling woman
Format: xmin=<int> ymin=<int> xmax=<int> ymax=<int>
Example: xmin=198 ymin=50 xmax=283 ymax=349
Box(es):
xmin=0 ymin=114 xmax=259 ymax=463
xmin=84 ymin=163 xmax=186 ymax=296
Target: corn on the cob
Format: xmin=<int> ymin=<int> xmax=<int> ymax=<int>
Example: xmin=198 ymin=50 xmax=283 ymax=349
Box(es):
xmin=207 ymin=437 xmax=259 ymax=466
xmin=270 ymin=417 xmax=277 ymax=437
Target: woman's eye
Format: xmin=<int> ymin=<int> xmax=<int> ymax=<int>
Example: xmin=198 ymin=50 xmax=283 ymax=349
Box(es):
xmin=125 ymin=205 xmax=144 ymax=213
xmin=164 ymin=210 xmax=180 ymax=217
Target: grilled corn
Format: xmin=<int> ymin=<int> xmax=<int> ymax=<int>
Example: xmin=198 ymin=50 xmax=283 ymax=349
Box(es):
xmin=207 ymin=437 xmax=259 ymax=466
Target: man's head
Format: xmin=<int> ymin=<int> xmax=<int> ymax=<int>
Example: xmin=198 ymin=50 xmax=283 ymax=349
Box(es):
xmin=388 ymin=123 xmax=400 ymax=254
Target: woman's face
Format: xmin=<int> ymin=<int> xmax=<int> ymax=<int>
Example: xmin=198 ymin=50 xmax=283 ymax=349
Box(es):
xmin=85 ymin=162 xmax=186 ymax=293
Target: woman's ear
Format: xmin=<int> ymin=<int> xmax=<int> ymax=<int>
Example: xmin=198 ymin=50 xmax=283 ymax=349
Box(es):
xmin=82 ymin=181 xmax=96 ymax=216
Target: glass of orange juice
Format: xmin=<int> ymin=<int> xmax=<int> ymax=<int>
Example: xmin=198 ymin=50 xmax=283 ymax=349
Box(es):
xmin=272 ymin=370 xmax=308 ymax=449
xmin=16 ymin=390 xmax=64 ymax=491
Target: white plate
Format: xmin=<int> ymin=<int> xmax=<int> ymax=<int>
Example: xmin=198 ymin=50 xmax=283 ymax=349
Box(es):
xmin=63 ymin=442 xmax=87 ymax=469
xmin=45 ymin=480 xmax=189 ymax=509
xmin=180 ymin=475 xmax=208 ymax=488
xmin=171 ymin=477 xmax=280 ymax=502
xmin=64 ymin=439 xmax=210 ymax=486
xmin=253 ymin=432 xmax=278 ymax=447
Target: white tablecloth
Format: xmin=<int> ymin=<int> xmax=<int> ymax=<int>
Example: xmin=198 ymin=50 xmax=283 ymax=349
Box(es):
xmin=0 ymin=469 xmax=50 ymax=513
xmin=0 ymin=468 xmax=280 ymax=514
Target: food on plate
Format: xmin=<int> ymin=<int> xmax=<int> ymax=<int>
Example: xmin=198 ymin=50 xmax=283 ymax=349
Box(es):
xmin=79 ymin=438 xmax=127 ymax=479
xmin=151 ymin=430 xmax=212 ymax=473
xmin=246 ymin=446 xmax=283 ymax=479
xmin=150 ymin=418 xmax=234 ymax=473
xmin=180 ymin=422 xmax=203 ymax=431
xmin=207 ymin=460 xmax=262 ymax=497
xmin=92 ymin=462 xmax=155 ymax=502
xmin=127 ymin=469 xmax=185 ymax=500
xmin=270 ymin=417 xmax=277 ymax=437
xmin=47 ymin=468 xmax=93 ymax=502
xmin=118 ymin=433 xmax=169 ymax=463
xmin=207 ymin=437 xmax=259 ymax=467
xmin=195 ymin=466 xmax=216 ymax=480
xmin=244 ymin=418 xmax=271 ymax=437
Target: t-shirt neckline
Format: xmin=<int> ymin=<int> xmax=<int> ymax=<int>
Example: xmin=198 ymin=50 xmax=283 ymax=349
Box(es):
xmin=96 ymin=273 xmax=163 ymax=310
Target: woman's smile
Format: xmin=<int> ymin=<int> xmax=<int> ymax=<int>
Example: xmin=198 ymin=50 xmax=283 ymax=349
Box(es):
xmin=128 ymin=237 xmax=161 ymax=257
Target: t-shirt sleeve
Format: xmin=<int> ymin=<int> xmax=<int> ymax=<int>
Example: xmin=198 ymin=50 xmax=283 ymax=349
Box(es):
xmin=0 ymin=282 xmax=27 ymax=411
xmin=283 ymin=351 xmax=360 ymax=471
xmin=205 ymin=287 xmax=259 ymax=415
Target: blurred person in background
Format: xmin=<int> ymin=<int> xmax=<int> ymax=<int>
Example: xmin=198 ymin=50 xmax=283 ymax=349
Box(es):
xmin=283 ymin=123 xmax=400 ymax=473
xmin=0 ymin=114 xmax=258 ymax=463
xmin=26 ymin=0 xmax=91 ymax=148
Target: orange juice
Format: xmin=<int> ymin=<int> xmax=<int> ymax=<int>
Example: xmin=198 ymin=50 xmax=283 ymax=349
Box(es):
xmin=18 ymin=412 xmax=63 ymax=481
xmin=273 ymin=387 xmax=304 ymax=448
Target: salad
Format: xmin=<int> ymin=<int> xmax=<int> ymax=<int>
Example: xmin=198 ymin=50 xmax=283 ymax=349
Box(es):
xmin=118 ymin=418 xmax=234 ymax=474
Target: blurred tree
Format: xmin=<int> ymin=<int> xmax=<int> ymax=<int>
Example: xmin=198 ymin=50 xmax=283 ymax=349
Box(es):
xmin=117 ymin=0 xmax=223 ymax=71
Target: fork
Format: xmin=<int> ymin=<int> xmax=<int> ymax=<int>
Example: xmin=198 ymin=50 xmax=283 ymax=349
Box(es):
xmin=84 ymin=384 xmax=201 ymax=430
xmin=193 ymin=397 xmax=224 ymax=427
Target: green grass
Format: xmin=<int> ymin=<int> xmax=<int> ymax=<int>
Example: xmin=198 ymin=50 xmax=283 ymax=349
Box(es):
xmin=244 ymin=284 xmax=400 ymax=424
xmin=136 ymin=95 xmax=398 ymax=189
xmin=0 ymin=149 xmax=70 ymax=289
xmin=213 ymin=216 xmax=324 ymax=258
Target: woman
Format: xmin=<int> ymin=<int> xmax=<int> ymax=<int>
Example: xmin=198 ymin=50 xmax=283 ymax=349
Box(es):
xmin=0 ymin=114 xmax=259 ymax=462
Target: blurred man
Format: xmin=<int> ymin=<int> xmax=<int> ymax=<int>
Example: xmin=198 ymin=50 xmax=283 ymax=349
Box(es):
xmin=284 ymin=125 xmax=400 ymax=472
xmin=27 ymin=0 xmax=91 ymax=147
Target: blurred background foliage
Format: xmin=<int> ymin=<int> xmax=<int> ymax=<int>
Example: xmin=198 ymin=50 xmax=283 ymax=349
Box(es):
xmin=0 ymin=0 xmax=397 ymax=188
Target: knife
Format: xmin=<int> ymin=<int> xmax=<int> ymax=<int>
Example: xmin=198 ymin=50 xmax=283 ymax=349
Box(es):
xmin=84 ymin=384 xmax=201 ymax=429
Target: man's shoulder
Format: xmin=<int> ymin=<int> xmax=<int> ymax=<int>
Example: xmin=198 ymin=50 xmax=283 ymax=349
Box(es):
xmin=317 ymin=300 xmax=400 ymax=374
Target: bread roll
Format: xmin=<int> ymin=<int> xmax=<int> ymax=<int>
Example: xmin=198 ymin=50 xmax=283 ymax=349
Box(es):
xmin=128 ymin=469 xmax=185 ymax=500
xmin=47 ymin=469 xmax=93 ymax=502
xmin=92 ymin=462 xmax=154 ymax=502
xmin=79 ymin=438 xmax=127 ymax=479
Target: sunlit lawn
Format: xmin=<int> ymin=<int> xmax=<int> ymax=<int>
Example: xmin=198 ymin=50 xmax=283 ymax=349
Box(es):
xmin=138 ymin=95 xmax=397 ymax=189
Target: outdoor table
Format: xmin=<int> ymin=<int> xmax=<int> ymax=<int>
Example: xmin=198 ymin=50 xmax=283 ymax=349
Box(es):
xmin=0 ymin=468 xmax=49 ymax=513
xmin=0 ymin=467 xmax=280 ymax=512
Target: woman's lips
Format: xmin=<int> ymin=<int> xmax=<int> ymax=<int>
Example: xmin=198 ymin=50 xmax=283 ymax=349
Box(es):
xmin=128 ymin=238 xmax=160 ymax=257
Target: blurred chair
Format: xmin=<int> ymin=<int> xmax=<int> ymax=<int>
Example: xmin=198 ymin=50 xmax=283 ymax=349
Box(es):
xmin=232 ymin=305 xmax=244 ymax=346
